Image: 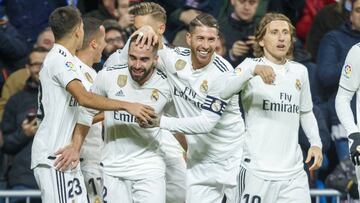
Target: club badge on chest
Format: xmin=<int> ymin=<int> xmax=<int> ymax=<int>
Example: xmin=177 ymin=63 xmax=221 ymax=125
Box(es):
xmin=200 ymin=80 xmax=208 ymax=93
xmin=151 ymin=89 xmax=159 ymax=102
xmin=117 ymin=75 xmax=127 ymax=88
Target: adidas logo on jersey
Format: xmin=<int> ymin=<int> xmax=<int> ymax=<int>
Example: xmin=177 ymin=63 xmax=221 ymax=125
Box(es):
xmin=115 ymin=90 xmax=124 ymax=97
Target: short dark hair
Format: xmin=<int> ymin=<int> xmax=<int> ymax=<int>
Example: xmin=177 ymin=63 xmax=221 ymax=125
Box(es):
xmin=129 ymin=34 xmax=159 ymax=54
xmin=27 ymin=47 xmax=49 ymax=64
xmin=49 ymin=6 xmax=82 ymax=40
xmin=82 ymin=17 xmax=102 ymax=49
xmin=103 ymin=19 xmax=123 ymax=33
xmin=188 ymin=13 xmax=219 ymax=33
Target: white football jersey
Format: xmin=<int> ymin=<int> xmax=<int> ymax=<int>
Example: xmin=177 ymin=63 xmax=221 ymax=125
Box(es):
xmin=339 ymin=43 xmax=360 ymax=133
xmin=74 ymin=57 xmax=104 ymax=174
xmin=81 ymin=64 xmax=171 ymax=180
xmin=157 ymin=46 xmax=245 ymax=164
xmin=240 ymin=57 xmax=313 ymax=180
xmin=31 ymin=44 xmax=81 ymax=168
xmin=105 ymin=47 xmax=186 ymax=160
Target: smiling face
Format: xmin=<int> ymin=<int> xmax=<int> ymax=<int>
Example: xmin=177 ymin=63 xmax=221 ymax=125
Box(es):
xmin=186 ymin=25 xmax=218 ymax=69
xmin=127 ymin=41 xmax=158 ymax=85
xmin=259 ymin=20 xmax=291 ymax=63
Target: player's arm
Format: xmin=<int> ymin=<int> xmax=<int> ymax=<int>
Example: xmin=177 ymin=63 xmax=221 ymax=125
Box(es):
xmin=336 ymin=45 xmax=360 ymax=166
xmin=220 ymin=60 xmax=276 ymax=100
xmin=66 ymin=80 xmax=154 ymax=122
xmin=143 ymin=77 xmax=229 ymax=134
xmin=299 ymin=68 xmax=323 ymax=171
xmin=300 ymin=111 xmax=323 ymax=171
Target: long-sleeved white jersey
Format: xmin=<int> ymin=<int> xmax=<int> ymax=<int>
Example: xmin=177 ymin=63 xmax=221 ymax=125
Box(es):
xmin=78 ymin=64 xmax=171 ymax=180
xmin=105 ymin=45 xmax=245 ymax=164
xmin=239 ymin=57 xmax=322 ymax=180
xmin=336 ymin=43 xmax=360 ymax=136
xmin=74 ymin=57 xmax=104 ymax=174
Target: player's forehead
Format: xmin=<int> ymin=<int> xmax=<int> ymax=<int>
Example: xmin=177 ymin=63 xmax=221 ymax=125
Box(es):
xmin=134 ymin=15 xmax=157 ymax=29
xmin=266 ymin=20 xmax=290 ymax=32
xmin=191 ymin=25 xmax=218 ymax=38
xmin=128 ymin=42 xmax=155 ymax=57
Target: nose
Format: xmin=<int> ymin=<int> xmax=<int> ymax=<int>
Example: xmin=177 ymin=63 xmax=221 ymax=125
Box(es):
xmin=278 ymin=33 xmax=285 ymax=41
xmin=134 ymin=60 xmax=142 ymax=69
xmin=203 ymin=40 xmax=210 ymax=49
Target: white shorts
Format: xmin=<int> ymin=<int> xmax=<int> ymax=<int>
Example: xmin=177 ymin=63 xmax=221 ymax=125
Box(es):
xmin=186 ymin=159 xmax=240 ymax=203
xmin=238 ymin=166 xmax=310 ymax=203
xmin=164 ymin=156 xmax=186 ymax=203
xmin=102 ymin=173 xmax=166 ymax=203
xmin=82 ymin=168 xmax=103 ymax=203
xmin=33 ymin=164 xmax=88 ymax=203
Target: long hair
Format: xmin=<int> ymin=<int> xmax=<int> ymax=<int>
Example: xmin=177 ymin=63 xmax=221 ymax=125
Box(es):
xmin=253 ymin=12 xmax=295 ymax=59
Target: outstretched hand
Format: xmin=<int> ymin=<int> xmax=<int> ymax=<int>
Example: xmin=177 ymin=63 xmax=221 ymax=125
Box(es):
xmin=138 ymin=115 xmax=160 ymax=128
xmin=125 ymin=102 xmax=155 ymax=124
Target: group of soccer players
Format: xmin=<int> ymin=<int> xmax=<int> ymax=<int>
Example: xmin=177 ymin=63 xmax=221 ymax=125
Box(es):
xmin=30 ymin=1 xmax=359 ymax=203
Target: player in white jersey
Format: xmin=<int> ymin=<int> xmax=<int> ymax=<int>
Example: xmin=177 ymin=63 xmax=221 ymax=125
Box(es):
xmin=221 ymin=13 xmax=323 ymax=203
xmin=335 ymin=42 xmax=360 ymax=195
xmin=56 ymin=35 xmax=172 ymax=203
xmin=74 ymin=17 xmax=106 ymax=203
xmin=111 ymin=10 xmax=275 ymax=202
xmin=105 ymin=3 xmax=187 ymax=203
xmin=31 ymin=6 xmax=155 ymax=203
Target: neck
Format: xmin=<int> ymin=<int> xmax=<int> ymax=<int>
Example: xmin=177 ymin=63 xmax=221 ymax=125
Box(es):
xmin=264 ymin=54 xmax=286 ymax=65
xmin=56 ymin=38 xmax=78 ymax=56
xmin=76 ymin=49 xmax=95 ymax=67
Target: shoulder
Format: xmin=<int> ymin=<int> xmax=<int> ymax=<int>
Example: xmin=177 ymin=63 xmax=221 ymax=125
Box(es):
xmin=212 ymin=55 xmax=233 ymax=73
xmin=236 ymin=57 xmax=264 ymax=68
xmin=170 ymin=46 xmax=191 ymax=57
xmin=155 ymin=68 xmax=167 ymax=80
xmin=288 ymin=60 xmax=309 ymax=77
xmin=104 ymin=62 xmax=128 ymax=72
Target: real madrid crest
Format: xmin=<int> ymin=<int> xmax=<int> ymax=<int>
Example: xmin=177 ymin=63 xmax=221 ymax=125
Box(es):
xmin=295 ymin=79 xmax=301 ymax=91
xmin=151 ymin=89 xmax=159 ymax=102
xmin=211 ymin=100 xmax=222 ymax=112
xmin=175 ymin=59 xmax=186 ymax=71
xmin=84 ymin=72 xmax=93 ymax=83
xmin=117 ymin=75 xmax=127 ymax=87
xmin=200 ymin=80 xmax=208 ymax=93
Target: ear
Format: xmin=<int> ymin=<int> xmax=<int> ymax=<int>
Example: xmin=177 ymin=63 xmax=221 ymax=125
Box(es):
xmin=90 ymin=39 xmax=97 ymax=49
xmin=259 ymin=38 xmax=264 ymax=47
xmin=186 ymin=32 xmax=191 ymax=47
xmin=75 ymin=25 xmax=82 ymax=38
xmin=158 ymin=23 xmax=166 ymax=35
xmin=230 ymin=0 xmax=235 ymax=6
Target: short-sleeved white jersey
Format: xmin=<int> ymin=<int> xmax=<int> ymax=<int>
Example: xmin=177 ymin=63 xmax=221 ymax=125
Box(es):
xmin=74 ymin=57 xmax=104 ymax=173
xmin=84 ymin=64 xmax=171 ymax=180
xmin=339 ymin=43 xmax=360 ymax=133
xmin=240 ymin=57 xmax=313 ymax=180
xmin=157 ymin=46 xmax=245 ymax=164
xmin=31 ymin=44 xmax=81 ymax=169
